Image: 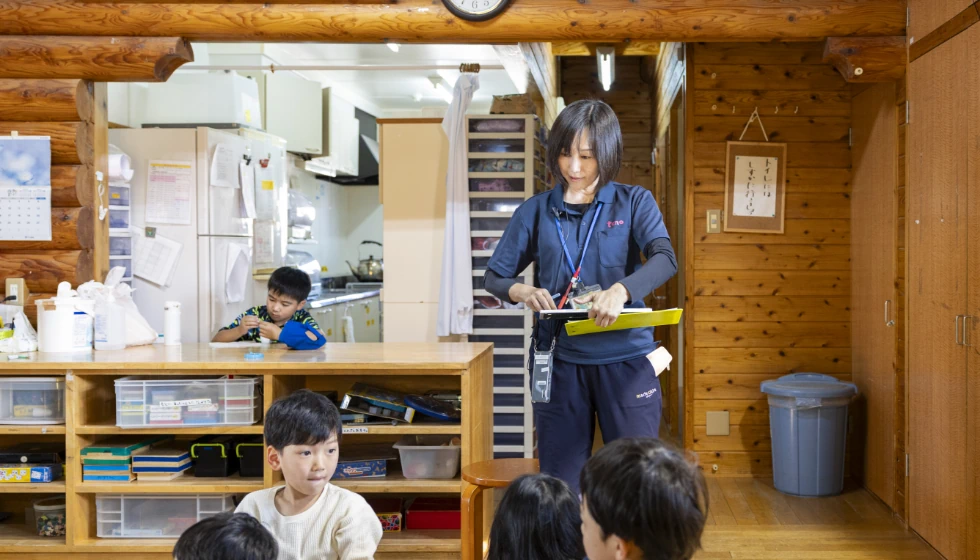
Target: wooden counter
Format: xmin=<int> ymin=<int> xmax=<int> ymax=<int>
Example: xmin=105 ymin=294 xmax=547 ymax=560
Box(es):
xmin=0 ymin=343 xmax=494 ymax=560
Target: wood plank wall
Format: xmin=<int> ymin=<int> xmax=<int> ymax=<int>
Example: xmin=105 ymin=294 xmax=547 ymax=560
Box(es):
xmin=559 ymin=56 xmax=654 ymax=192
xmin=894 ymin=75 xmax=907 ymax=521
xmin=0 ymin=79 xmax=108 ymax=322
xmin=688 ymin=42 xmax=852 ymax=476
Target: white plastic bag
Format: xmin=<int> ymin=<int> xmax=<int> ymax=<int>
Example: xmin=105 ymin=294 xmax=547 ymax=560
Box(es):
xmin=79 ymin=267 xmax=157 ymax=348
xmin=0 ymin=305 xmax=38 ymax=353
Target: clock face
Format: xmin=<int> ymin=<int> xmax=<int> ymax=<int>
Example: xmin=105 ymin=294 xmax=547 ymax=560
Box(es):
xmin=442 ymin=0 xmax=511 ymax=22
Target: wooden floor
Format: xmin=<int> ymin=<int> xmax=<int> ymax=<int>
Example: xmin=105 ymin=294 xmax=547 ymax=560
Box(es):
xmin=694 ymin=479 xmax=940 ymax=559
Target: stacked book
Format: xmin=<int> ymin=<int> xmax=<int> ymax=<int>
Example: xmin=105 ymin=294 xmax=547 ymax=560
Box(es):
xmin=132 ymin=448 xmax=192 ymax=481
xmin=81 ymin=436 xmax=171 ymax=482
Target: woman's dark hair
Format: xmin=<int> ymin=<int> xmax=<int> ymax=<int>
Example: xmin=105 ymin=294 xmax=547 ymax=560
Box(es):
xmin=173 ymin=512 xmax=278 ymax=560
xmin=546 ymin=99 xmax=623 ymax=189
xmin=265 ymin=389 xmax=341 ymax=450
xmin=580 ymin=438 xmax=709 ymax=560
xmin=486 ymin=473 xmax=585 ymax=560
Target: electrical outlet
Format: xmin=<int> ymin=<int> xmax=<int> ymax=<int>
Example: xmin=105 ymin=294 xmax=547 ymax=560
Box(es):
xmin=705 ymin=411 xmax=730 ymax=436
xmin=5 ymin=278 xmax=27 ymax=306
xmin=706 ymin=209 xmax=722 ymax=233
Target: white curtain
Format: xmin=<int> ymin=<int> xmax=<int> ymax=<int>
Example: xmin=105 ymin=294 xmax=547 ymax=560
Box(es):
xmin=437 ymin=73 xmax=479 ymax=336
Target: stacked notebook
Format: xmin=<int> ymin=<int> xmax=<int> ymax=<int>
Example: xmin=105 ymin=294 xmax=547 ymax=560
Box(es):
xmin=132 ymin=448 xmax=192 ymax=481
xmin=80 ymin=436 xmax=171 ymax=483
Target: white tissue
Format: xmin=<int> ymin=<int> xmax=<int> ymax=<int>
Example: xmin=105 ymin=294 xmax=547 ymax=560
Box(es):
xmin=647 ymin=346 xmax=673 ymax=377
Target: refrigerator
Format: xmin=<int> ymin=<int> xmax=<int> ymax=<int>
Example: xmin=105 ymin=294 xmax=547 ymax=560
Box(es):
xmin=109 ymin=127 xmax=289 ymax=342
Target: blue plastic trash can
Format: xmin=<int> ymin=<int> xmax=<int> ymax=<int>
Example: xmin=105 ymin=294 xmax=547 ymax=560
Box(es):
xmin=760 ymin=373 xmax=858 ymax=497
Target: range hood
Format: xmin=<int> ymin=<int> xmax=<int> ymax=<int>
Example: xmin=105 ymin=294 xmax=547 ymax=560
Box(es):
xmin=312 ymin=108 xmax=379 ymax=186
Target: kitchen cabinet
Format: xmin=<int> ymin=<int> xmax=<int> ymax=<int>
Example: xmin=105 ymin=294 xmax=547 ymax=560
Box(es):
xmin=310 ymin=88 xmax=360 ymax=177
xmin=265 ymin=72 xmax=324 ymax=155
xmin=310 ymin=306 xmax=340 ymax=343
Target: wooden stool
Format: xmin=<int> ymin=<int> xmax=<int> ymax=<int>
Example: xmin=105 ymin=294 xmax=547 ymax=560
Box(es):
xmin=461 ymin=458 xmax=539 ymax=560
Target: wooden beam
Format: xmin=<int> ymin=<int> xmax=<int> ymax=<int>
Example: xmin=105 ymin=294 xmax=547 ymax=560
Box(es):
xmin=909 ymin=2 xmax=980 ymax=63
xmin=0 ymin=79 xmax=94 ymax=122
xmin=823 ymin=36 xmax=906 ymax=82
xmin=552 ymin=41 xmax=661 ymax=57
xmin=0 ymin=121 xmax=91 ymax=165
xmin=51 ymin=164 xmax=93 ymax=208
xmin=91 ymin=81 xmax=109 ymax=283
xmin=0 ymin=207 xmax=93 ymax=251
xmin=0 ymin=250 xmax=92 ymax=292
xmin=0 ymin=0 xmax=906 ymax=42
xmin=0 ymin=36 xmax=192 ymax=81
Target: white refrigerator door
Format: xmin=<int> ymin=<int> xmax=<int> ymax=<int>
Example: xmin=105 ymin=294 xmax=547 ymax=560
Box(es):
xmin=240 ymin=128 xmax=289 ymax=269
xmin=200 ymin=235 xmax=256 ymax=340
xmin=109 ymin=127 xmax=202 ymax=342
xmin=198 ymin=127 xmax=253 ymax=237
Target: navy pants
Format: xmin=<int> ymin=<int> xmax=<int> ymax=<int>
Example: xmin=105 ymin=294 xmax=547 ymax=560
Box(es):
xmin=533 ymin=354 xmax=662 ymax=497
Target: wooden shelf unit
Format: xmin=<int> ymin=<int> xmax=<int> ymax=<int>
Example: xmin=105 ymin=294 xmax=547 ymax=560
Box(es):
xmin=467 ymin=114 xmax=549 ymax=459
xmin=0 ymin=343 xmax=493 ymax=559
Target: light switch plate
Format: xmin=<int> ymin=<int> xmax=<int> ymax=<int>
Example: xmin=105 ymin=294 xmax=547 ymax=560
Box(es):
xmin=705 ymin=411 xmax=730 ymax=436
xmin=706 ymin=209 xmax=721 ymax=233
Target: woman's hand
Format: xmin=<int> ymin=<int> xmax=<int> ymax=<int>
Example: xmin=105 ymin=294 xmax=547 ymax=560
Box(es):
xmin=509 ymin=283 xmax=557 ymax=312
xmin=575 ymin=283 xmax=630 ymax=328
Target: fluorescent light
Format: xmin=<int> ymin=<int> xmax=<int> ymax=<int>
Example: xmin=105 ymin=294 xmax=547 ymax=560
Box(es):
xmin=386 ymin=43 xmax=400 ymax=53
xmin=596 ymin=46 xmax=615 ymax=92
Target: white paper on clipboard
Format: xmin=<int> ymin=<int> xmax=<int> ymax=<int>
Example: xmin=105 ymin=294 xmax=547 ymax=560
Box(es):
xmin=132 ymin=228 xmax=183 ymax=287
xmin=225 ymin=242 xmax=250 ymax=303
xmin=210 ymin=143 xmax=237 ymax=188
xmin=145 ymin=160 xmax=193 ymax=225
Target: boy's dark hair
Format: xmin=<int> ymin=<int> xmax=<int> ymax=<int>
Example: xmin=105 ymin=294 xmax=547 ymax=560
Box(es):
xmin=580 ymin=438 xmax=708 ymax=560
xmin=173 ymin=512 xmax=278 ymax=560
xmin=268 ymin=266 xmax=312 ymax=304
xmin=265 ymin=389 xmax=341 ymax=450
xmin=486 ymin=473 xmax=585 ymax=560
xmin=547 ymin=99 xmax=623 ymax=190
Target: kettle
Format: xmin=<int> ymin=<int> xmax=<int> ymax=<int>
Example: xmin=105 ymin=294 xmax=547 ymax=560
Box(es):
xmin=347 ymin=240 xmax=383 ymax=282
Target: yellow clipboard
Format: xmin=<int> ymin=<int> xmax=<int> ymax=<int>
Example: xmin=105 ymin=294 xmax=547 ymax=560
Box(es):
xmin=564 ymin=308 xmax=684 ymax=337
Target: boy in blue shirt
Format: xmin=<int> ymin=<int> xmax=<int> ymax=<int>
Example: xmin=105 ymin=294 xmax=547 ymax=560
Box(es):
xmin=213 ymin=267 xmax=325 ymax=349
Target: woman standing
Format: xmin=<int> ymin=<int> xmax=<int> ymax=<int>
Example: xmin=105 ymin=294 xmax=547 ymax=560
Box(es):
xmin=484 ymin=99 xmax=677 ymax=494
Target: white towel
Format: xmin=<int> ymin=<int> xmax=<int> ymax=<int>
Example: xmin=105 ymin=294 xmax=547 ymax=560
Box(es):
xmin=646 ymin=346 xmax=672 ymax=377
xmin=342 ymin=315 xmax=355 ymax=343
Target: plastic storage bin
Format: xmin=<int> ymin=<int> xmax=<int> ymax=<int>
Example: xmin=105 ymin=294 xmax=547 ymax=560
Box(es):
xmin=96 ymin=494 xmax=235 ymax=538
xmin=392 ymin=435 xmax=461 ymax=479
xmin=109 ymin=236 xmax=133 ymax=256
xmin=108 ymin=257 xmax=132 ymax=279
xmin=190 ymin=435 xmax=243 ymax=477
xmin=0 ymin=378 xmax=65 ymax=425
xmin=236 ymin=437 xmax=265 ymax=478
xmin=33 ymin=496 xmax=67 ymax=537
xmin=108 ymin=206 xmax=130 ymax=231
xmin=108 ymin=185 xmax=131 ymax=206
xmin=114 ymin=376 xmax=261 ymax=428
xmin=760 ymin=373 xmax=858 ymax=497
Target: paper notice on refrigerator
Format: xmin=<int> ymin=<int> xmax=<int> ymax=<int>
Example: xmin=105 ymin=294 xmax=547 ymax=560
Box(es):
xmin=254 ymin=165 xmax=276 ymax=221
xmin=240 ymin=160 xmax=257 ymax=219
xmin=132 ymin=228 xmax=183 ymax=287
xmin=254 ymin=220 xmax=275 ymax=266
xmin=210 ymin=143 xmax=237 ymax=188
xmin=145 ymin=160 xmax=193 ymax=225
xmin=225 ymin=242 xmax=250 ymax=303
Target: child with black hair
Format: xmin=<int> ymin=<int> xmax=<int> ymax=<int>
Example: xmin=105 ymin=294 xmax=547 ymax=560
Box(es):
xmin=486 ymin=473 xmax=585 ymax=560
xmin=235 ymin=390 xmax=382 ymax=560
xmin=580 ymin=438 xmax=709 ymax=560
xmin=173 ymin=512 xmax=278 ymax=560
xmin=212 ymin=266 xmax=325 ymax=349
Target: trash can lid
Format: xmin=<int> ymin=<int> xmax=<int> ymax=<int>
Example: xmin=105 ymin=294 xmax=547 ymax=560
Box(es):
xmin=760 ymin=373 xmax=857 ymax=398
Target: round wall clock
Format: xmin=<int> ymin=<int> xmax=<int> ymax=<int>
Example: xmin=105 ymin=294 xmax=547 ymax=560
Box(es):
xmin=442 ymin=0 xmax=511 ymax=22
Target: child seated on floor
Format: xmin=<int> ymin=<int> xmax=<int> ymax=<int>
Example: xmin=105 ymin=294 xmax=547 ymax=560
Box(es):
xmin=485 ymin=473 xmax=585 ymax=560
xmin=580 ymin=438 xmax=709 ymax=560
xmin=173 ymin=511 xmax=278 ymax=560
xmin=212 ymin=266 xmax=325 ymax=349
xmin=235 ymin=389 xmax=382 ymax=560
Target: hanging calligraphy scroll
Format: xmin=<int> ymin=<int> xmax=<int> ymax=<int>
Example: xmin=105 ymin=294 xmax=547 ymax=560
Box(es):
xmin=723 ymin=141 xmax=787 ymax=234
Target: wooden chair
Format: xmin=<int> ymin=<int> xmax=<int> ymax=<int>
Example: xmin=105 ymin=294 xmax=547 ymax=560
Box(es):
xmin=461 ymin=458 xmax=539 ymax=560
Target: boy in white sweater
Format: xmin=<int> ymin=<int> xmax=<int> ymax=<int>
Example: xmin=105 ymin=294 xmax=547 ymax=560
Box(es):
xmin=236 ymin=390 xmax=382 ymax=560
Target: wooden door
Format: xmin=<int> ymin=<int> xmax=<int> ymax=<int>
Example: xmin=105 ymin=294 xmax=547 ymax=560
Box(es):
xmin=908 ymin=31 xmax=971 ymax=560
xmin=965 ymin=23 xmax=980 ymax=560
xmin=850 ymin=82 xmax=898 ymax=510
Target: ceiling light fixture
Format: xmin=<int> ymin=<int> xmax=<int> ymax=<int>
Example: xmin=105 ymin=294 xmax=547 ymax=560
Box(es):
xmin=386 ymin=43 xmax=401 ymax=53
xmin=596 ymin=46 xmax=615 ymax=92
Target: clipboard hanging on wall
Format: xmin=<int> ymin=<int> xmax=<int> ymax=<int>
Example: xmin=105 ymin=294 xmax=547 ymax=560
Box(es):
xmin=723 ymin=108 xmax=787 ymax=234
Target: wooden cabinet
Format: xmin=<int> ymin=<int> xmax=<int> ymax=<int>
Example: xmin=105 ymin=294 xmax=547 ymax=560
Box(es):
xmin=320 ymin=89 xmax=360 ymax=177
xmin=265 ymin=72 xmax=324 ymax=156
xmin=907 ymin=23 xmax=980 ymax=560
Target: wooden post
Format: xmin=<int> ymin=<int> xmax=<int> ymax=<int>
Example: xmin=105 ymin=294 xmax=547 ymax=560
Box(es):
xmin=0 ymin=36 xmax=193 ymax=81
xmin=823 ymin=36 xmax=907 ymax=83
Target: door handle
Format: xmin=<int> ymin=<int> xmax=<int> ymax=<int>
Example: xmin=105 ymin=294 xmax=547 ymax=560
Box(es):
xmin=884 ymin=300 xmax=895 ymax=327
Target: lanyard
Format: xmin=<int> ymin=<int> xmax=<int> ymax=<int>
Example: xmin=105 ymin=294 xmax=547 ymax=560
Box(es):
xmin=553 ymin=202 xmax=603 ymax=308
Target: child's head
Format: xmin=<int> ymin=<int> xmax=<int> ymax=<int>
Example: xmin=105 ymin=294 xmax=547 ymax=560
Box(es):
xmin=579 ymin=438 xmax=708 ymax=560
xmin=266 ymin=267 xmax=312 ymax=323
xmin=486 ymin=473 xmax=585 ymax=560
xmin=265 ymin=389 xmax=342 ymax=496
xmin=173 ymin=512 xmax=278 ymax=560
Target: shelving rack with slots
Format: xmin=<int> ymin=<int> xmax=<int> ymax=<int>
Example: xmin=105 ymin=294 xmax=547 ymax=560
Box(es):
xmin=465 ymin=114 xmax=549 ymax=459
xmin=0 ymin=343 xmax=492 ymax=559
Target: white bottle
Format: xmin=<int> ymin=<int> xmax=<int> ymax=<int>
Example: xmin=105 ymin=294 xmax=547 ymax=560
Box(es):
xmin=94 ymin=294 xmax=126 ymax=351
xmin=164 ymin=301 xmax=181 ymax=346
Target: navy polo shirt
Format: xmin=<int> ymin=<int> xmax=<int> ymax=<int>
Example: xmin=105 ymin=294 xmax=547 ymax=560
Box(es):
xmin=487 ymin=182 xmax=670 ymax=365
